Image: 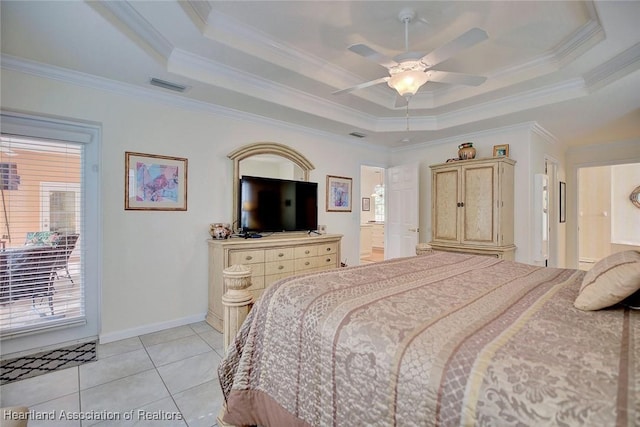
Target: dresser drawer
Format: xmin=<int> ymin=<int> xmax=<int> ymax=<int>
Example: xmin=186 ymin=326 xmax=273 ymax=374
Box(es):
xmin=295 ymin=257 xmax=318 ymax=271
xmin=265 ymin=247 xmax=294 ymax=262
xmin=230 ymin=249 xmax=265 ymax=265
xmin=294 ymin=245 xmax=318 ymax=258
xmin=315 ymin=253 xmax=337 ymax=269
xmin=265 ymin=259 xmax=294 ymax=275
xmin=317 ymin=243 xmax=337 ymax=256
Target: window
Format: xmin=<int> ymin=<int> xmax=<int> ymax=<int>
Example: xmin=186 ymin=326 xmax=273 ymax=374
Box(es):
xmin=0 ymin=112 xmax=99 ymax=354
xmin=0 ymin=135 xmax=85 ymax=338
xmin=373 ymin=184 xmax=385 ymax=222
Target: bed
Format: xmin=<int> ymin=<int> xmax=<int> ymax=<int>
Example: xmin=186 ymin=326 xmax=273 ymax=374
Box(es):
xmin=218 ymin=250 xmax=639 ymax=426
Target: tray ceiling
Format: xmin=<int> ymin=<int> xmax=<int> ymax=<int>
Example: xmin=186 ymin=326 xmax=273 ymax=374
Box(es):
xmin=1 ymin=1 xmax=639 ymax=148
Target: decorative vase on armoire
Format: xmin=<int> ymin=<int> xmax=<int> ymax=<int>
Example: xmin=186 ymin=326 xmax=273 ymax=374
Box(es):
xmin=458 ymin=142 xmax=476 ymax=160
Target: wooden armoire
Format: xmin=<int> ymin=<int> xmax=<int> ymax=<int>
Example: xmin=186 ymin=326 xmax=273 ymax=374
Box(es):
xmin=429 ymin=157 xmax=516 ymax=260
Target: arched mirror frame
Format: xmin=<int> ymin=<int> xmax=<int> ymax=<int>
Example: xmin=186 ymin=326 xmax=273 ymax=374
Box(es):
xmin=631 ymin=185 xmax=640 ymax=209
xmin=228 ymin=142 xmax=315 ymax=230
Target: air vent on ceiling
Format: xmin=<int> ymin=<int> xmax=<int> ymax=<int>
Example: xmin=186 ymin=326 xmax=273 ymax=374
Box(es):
xmin=149 ymin=78 xmax=189 ymax=93
xmin=349 ymin=131 xmax=366 ymax=138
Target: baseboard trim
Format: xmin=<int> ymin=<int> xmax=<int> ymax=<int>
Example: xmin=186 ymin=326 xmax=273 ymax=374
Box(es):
xmin=99 ymin=313 xmax=206 ymax=344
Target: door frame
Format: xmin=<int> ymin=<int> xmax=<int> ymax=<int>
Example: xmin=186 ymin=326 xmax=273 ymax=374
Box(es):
xmin=40 ymin=182 xmax=81 ymax=233
xmin=386 ymin=163 xmax=420 ymax=259
xmin=0 ymin=111 xmax=101 ymax=357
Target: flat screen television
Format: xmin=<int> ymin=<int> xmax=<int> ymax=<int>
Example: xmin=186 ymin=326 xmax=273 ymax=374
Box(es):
xmin=238 ymin=175 xmax=318 ymax=233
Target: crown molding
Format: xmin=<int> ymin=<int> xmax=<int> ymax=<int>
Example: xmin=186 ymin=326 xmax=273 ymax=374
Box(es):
xmin=179 ymin=0 xmax=211 ymax=33
xmin=583 ymin=42 xmax=640 ymax=90
xmin=531 ymin=123 xmax=559 ymax=145
xmin=392 ymin=122 xmax=543 ymax=153
xmin=167 ymin=48 xmax=381 ymax=130
xmin=0 ymin=55 xmax=388 ymax=153
xmin=93 ymin=0 xmax=173 ymax=60
xmin=551 ymin=15 xmax=605 ymax=68
xmin=201 ymin=8 xmax=393 ymax=107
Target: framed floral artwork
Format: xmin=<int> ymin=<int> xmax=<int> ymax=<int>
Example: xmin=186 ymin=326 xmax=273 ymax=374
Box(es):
xmin=125 ymin=151 xmax=188 ymax=210
xmin=326 ymin=175 xmax=352 ymax=212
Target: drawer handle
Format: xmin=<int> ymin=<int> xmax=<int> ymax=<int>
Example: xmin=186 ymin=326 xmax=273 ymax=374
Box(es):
xmin=245 ymin=255 xmax=253 ymax=261
xmin=326 ymin=247 xmax=331 ymax=252
xmin=326 ymin=258 xmax=331 ymax=263
xmin=305 ymin=250 xmax=310 ymax=254
xmin=278 ymin=253 xmax=284 ymax=257
xmin=278 ymin=265 xmax=284 ymax=270
xmin=305 ymin=261 xmax=310 ymax=266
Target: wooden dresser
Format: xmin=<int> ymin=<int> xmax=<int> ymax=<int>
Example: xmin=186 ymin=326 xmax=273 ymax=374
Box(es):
xmin=429 ymin=157 xmax=516 ymax=260
xmin=207 ymin=233 xmax=342 ymax=331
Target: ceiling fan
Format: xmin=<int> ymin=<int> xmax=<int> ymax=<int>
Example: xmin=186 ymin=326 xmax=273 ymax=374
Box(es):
xmin=333 ymin=8 xmax=488 ymax=102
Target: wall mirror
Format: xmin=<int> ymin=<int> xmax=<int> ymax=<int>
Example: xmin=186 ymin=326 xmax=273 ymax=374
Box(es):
xmin=631 ymin=185 xmax=640 ymax=209
xmin=228 ymin=142 xmax=315 ymax=230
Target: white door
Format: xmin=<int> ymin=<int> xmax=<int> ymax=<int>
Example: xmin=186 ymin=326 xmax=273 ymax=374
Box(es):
xmin=0 ymin=112 xmax=100 ymax=357
xmin=386 ymin=163 xmax=419 ymax=259
xmin=41 ymin=182 xmax=81 ymax=233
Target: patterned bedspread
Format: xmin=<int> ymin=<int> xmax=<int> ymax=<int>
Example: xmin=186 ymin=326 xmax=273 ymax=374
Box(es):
xmin=218 ymin=252 xmax=639 ymax=427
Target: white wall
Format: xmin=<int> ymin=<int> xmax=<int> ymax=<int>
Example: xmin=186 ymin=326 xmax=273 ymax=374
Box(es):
xmin=1 ymin=69 xmax=388 ymax=341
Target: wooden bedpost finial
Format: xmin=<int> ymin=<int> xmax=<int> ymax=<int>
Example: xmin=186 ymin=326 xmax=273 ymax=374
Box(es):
xmin=222 ymin=264 xmax=254 ymax=351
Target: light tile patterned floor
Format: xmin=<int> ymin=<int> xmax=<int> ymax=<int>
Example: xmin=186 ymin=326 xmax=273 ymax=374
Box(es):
xmin=0 ymin=322 xmax=225 ymax=427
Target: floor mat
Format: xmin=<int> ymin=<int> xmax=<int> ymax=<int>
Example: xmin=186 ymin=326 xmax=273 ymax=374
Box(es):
xmin=0 ymin=340 xmax=96 ymax=385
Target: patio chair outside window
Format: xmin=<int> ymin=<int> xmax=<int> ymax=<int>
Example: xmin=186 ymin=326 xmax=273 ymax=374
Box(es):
xmin=52 ymin=234 xmax=79 ymax=284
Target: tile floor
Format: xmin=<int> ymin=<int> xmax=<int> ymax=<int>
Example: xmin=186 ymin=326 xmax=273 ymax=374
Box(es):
xmin=360 ymin=248 xmax=384 ymax=264
xmin=0 ymin=321 xmax=225 ymax=427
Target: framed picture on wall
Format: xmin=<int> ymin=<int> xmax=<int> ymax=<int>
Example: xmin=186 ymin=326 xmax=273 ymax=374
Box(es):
xmin=493 ymin=144 xmax=510 ymax=157
xmin=362 ymin=197 xmax=371 ymax=211
xmin=125 ymin=151 xmax=188 ymax=211
xmin=326 ymin=175 xmax=352 ymax=212
xmin=559 ymin=181 xmax=566 ymax=223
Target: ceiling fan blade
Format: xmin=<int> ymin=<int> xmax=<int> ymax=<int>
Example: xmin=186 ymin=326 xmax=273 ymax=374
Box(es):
xmin=426 ymin=70 xmax=487 ymax=86
xmin=348 ymin=44 xmax=398 ymax=69
xmin=420 ymin=28 xmax=488 ymax=68
xmin=332 ymin=77 xmax=390 ymax=95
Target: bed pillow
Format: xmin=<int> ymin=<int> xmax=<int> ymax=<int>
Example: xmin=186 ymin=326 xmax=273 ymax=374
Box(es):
xmin=574 ymin=250 xmax=640 ymax=311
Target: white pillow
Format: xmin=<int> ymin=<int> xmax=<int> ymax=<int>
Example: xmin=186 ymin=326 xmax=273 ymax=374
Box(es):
xmin=574 ymin=250 xmax=640 ymax=311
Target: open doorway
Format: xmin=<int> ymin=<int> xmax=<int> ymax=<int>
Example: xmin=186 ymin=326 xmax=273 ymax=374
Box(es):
xmin=578 ymin=163 xmax=640 ymax=270
xmin=360 ymin=166 xmax=385 ymax=264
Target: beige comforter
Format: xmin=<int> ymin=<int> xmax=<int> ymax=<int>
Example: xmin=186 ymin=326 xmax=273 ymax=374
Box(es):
xmin=219 ymin=252 xmax=639 ymax=426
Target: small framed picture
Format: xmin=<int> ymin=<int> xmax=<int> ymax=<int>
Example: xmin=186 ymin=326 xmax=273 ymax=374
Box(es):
xmin=559 ymin=181 xmax=566 ymax=223
xmin=326 ymin=175 xmax=352 ymax=212
xmin=362 ymin=197 xmax=371 ymax=211
xmin=125 ymin=151 xmax=188 ymax=210
xmin=493 ymin=144 xmax=510 ymax=157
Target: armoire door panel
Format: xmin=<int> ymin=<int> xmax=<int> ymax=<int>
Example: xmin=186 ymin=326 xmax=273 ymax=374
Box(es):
xmin=463 ymin=165 xmax=496 ymax=243
xmin=433 ymin=169 xmax=459 ymax=241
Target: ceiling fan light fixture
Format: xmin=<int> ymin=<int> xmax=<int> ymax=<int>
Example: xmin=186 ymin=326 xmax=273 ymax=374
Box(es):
xmin=387 ymin=70 xmax=428 ymax=97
